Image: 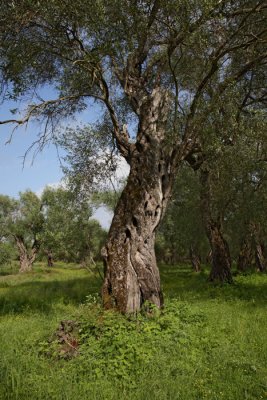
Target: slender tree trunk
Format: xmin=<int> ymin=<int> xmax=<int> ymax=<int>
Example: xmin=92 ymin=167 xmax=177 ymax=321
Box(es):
xmin=190 ymin=245 xmax=201 ymax=272
xmin=237 ymin=235 xmax=253 ymax=272
xmin=206 ymin=249 xmax=212 ymax=265
xmin=200 ymin=169 xmax=232 ymax=283
xmin=15 ymin=236 xmax=39 ymax=273
xmin=47 ymin=251 xmax=53 ymax=267
xmin=252 ymin=223 xmax=266 ymax=272
xmin=255 ymin=243 xmax=266 ymax=272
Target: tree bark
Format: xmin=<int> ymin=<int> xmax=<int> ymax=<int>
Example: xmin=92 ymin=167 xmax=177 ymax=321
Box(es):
xmin=15 ymin=236 xmax=39 ymax=273
xmin=252 ymin=223 xmax=267 ymax=272
xmin=47 ymin=250 xmax=53 ymax=267
xmin=102 ymin=150 xmax=173 ymax=313
xmin=200 ymin=169 xmax=232 ymax=283
xmin=206 ymin=249 xmax=212 ymax=265
xmin=255 ymin=243 xmax=266 ymax=272
xmin=208 ymin=226 xmax=232 ymax=282
xmin=101 ymin=88 xmax=173 ymax=313
xmin=237 ymin=235 xmax=253 ymax=272
xmin=190 ymin=245 xmax=201 ymax=272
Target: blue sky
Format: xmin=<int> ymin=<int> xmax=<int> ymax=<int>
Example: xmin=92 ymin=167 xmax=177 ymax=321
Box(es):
xmin=0 ymin=122 xmax=64 ymax=198
xmin=0 ymin=91 xmax=116 ymax=229
xmin=0 ymin=88 xmax=101 ymax=198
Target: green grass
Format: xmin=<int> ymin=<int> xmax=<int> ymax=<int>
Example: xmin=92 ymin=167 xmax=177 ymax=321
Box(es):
xmin=0 ymin=263 xmax=266 ymax=400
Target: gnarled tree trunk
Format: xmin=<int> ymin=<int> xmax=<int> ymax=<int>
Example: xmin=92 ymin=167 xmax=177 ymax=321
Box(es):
xmin=200 ymin=169 xmax=232 ymax=283
xmin=15 ymin=236 xmax=39 ymax=273
xmin=102 ymin=149 xmax=172 ymax=313
xmin=101 ymin=89 xmax=174 ymax=313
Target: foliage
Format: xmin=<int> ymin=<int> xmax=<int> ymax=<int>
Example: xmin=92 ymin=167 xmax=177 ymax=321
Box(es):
xmin=57 ymin=125 xmax=119 ymax=198
xmin=0 ymin=0 xmax=265 ymax=179
xmin=0 ymin=188 xmax=107 ymax=267
xmin=41 ymin=186 xmax=107 ymax=262
xmin=0 ymin=191 xmax=44 ymax=267
xmin=0 ymin=242 xmax=17 ymax=266
xmin=157 ymin=165 xmax=208 ymax=263
xmin=157 ymin=116 xmax=267 ymax=268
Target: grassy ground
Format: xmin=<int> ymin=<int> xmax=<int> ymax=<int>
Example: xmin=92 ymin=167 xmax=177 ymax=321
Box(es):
xmin=0 ymin=262 xmax=266 ymax=400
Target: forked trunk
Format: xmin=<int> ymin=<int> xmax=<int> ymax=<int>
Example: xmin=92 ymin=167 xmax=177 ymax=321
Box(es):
xmin=102 ymin=151 xmax=172 ymax=313
xmin=200 ymin=169 xmax=232 ymax=283
xmin=237 ymin=236 xmax=253 ymax=272
xmin=15 ymin=236 xmax=39 ymax=273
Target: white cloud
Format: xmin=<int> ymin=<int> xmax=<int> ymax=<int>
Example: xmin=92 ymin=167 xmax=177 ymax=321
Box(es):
xmin=92 ymin=206 xmax=113 ymax=230
xmin=35 ymin=181 xmax=63 ymax=198
xmin=116 ymin=157 xmax=130 ymax=180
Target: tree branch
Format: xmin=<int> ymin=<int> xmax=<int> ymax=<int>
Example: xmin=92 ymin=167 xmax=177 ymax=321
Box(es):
xmin=0 ymin=94 xmax=89 ymax=126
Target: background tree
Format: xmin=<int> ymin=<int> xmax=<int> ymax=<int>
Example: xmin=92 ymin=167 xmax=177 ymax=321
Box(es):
xmin=156 ymin=166 xmax=207 ymax=269
xmin=0 ymin=0 xmax=266 ymax=311
xmin=223 ymin=135 xmax=267 ymax=273
xmin=0 ymin=242 xmax=17 ymax=267
xmin=0 ymin=191 xmax=44 ymax=272
xmin=41 ymin=186 xmax=106 ymax=264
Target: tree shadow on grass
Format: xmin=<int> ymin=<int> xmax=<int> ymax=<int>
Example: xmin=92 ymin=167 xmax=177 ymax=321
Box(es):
xmin=160 ymin=265 xmax=267 ymax=306
xmin=1 ymin=265 xmax=266 ymax=316
xmin=0 ymin=266 xmax=19 ymax=277
xmin=0 ymin=275 xmax=102 ymax=316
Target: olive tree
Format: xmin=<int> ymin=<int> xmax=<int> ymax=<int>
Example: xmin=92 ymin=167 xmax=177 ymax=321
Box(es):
xmin=0 ymin=192 xmax=44 ymax=272
xmin=41 ymin=186 xmax=106 ymax=264
xmin=0 ymin=0 xmax=266 ymax=311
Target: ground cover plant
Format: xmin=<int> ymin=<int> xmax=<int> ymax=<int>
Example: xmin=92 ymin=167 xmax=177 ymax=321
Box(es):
xmin=0 ymin=263 xmax=266 ymax=400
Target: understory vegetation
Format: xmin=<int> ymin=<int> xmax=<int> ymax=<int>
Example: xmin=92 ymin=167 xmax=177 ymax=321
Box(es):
xmin=0 ymin=263 xmax=266 ymax=400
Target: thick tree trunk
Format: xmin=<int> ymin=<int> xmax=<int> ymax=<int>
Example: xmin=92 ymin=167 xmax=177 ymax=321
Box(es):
xmin=208 ymin=225 xmax=232 ymax=282
xmin=105 ymin=95 xmax=181 ymax=312
xmin=101 ymin=87 xmax=175 ymax=313
xmin=190 ymin=245 xmax=201 ymax=272
xmin=15 ymin=236 xmax=39 ymax=273
xmin=237 ymin=235 xmax=253 ymax=272
xmin=102 ymin=150 xmax=172 ymax=313
xmin=200 ymin=169 xmax=232 ymax=283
